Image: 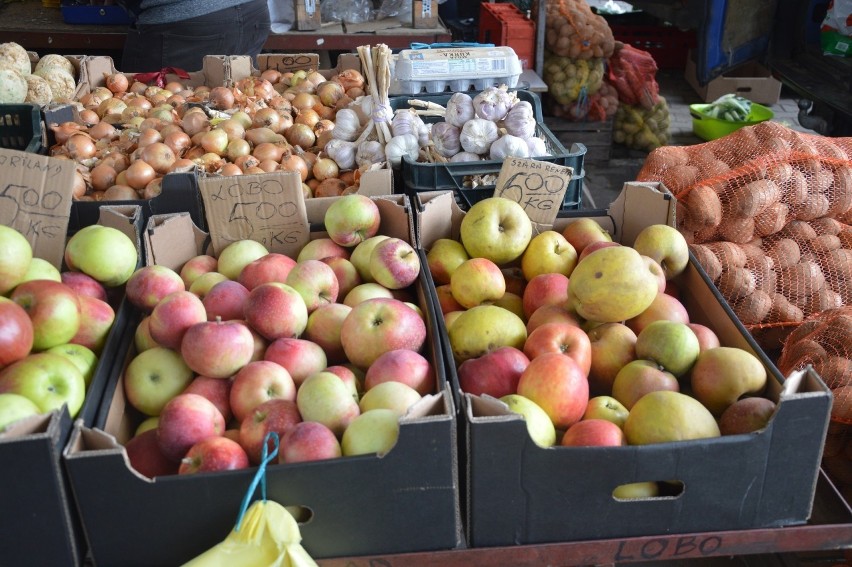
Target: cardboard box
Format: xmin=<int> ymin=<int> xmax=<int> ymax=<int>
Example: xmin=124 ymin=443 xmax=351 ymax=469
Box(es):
xmin=685 ymin=50 xmax=782 ymax=105
xmin=294 ymin=0 xmax=321 ymax=30
xmin=0 ymin=151 xmax=141 ymax=566
xmin=413 ymin=183 xmax=832 ymax=547
xmin=413 ymin=0 xmax=441 ymax=29
xmin=63 ymin=193 xmax=463 ymax=565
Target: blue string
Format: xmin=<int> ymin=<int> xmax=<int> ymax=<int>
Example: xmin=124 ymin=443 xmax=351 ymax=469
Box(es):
xmin=234 ymin=431 xmax=280 ymax=533
xmin=409 ymin=42 xmax=495 ymax=50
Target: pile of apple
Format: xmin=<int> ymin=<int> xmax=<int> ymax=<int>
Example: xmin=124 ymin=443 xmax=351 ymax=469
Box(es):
xmin=427 ymin=197 xmax=776 ymax=484
xmin=0 ymin=223 xmax=138 ymax=431
xmin=120 ymin=194 xmax=436 ymax=476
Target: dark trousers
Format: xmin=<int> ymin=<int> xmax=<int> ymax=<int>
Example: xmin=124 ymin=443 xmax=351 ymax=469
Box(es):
xmin=122 ymin=0 xmax=271 ymax=72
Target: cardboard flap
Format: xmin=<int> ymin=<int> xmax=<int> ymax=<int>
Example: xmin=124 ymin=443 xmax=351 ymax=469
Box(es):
xmin=223 ymin=55 xmax=254 ymax=85
xmin=0 ymin=412 xmax=53 ymax=440
xmin=144 ymin=213 xmax=209 ymax=270
xmin=493 ymin=158 xmax=573 ymax=230
xmin=97 ymin=205 xmax=143 ymax=259
xmin=415 ymin=191 xmax=464 ymax=250
xmin=606 ymin=182 xmax=676 ymax=245
xmin=0 ymin=148 xmax=76 ymax=268
xmin=198 ymin=171 xmax=310 ymax=258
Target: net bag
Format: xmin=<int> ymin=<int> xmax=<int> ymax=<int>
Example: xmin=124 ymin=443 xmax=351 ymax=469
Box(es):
xmin=637 ymin=122 xmax=852 ymax=348
xmin=607 ymin=43 xmax=660 ymax=111
xmin=613 ymin=97 xmax=671 ymax=152
xmin=546 ymin=80 xmax=618 ymax=122
xmin=543 ymin=0 xmax=616 ymax=60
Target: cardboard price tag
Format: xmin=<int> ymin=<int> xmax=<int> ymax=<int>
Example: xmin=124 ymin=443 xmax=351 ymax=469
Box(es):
xmin=199 ymin=172 xmax=310 ymax=258
xmin=0 ymin=148 xmax=75 ymax=268
xmin=257 ymin=53 xmax=320 ymax=73
xmin=493 ymin=158 xmax=573 ymax=227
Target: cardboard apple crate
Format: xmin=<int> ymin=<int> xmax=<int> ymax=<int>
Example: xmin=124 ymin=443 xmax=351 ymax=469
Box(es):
xmin=0 ymin=148 xmax=141 ymax=566
xmin=412 ymin=182 xmax=833 ymax=547
xmin=63 ymin=187 xmax=463 ymax=565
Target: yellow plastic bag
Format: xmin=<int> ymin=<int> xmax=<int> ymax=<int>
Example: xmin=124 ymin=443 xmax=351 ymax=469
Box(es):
xmin=182 ymin=433 xmax=317 ymax=567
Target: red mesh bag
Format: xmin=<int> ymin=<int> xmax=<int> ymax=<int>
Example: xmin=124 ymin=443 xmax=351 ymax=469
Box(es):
xmin=607 ymin=43 xmax=660 ymax=110
xmin=776 ymin=307 xmax=852 ymax=498
xmin=543 ymin=0 xmax=616 ymax=60
xmin=636 ymin=122 xmax=852 ymax=349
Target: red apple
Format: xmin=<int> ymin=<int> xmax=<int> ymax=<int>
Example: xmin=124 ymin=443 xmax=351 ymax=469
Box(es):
xmin=611 ymin=359 xmax=680 ymax=410
xmin=243 ymin=282 xmax=308 ymax=340
xmin=202 ymin=280 xmax=250 ymax=322
xmin=230 ymin=360 xmax=296 ymax=423
xmin=516 ymin=352 xmax=589 ymax=429
xmin=148 ymin=290 xmax=207 ymax=350
xmin=264 ymin=338 xmax=327 ymax=386
xmin=369 ymin=237 xmax=421 ymax=290
xmin=340 ymin=298 xmax=427 ymax=370
xmin=560 ymin=418 xmax=624 ymax=447
xmin=279 ymin=421 xmax=342 ymax=463
xmin=577 ymin=240 xmax=621 ymax=263
xmin=641 ymin=255 xmax=667 ymax=294
xmin=125 ymin=265 xmax=185 ymax=313
xmin=183 ymin=376 xmax=233 ymax=423
xmin=719 ymin=396 xmax=776 ymax=435
xmin=237 ymin=253 xmax=297 ymax=290
xmin=522 ymin=273 xmax=570 ymax=319
xmin=179 ymin=254 xmax=218 ymax=289
xmin=523 ymin=322 xmax=592 ymax=376
xmin=687 ymin=323 xmax=721 ymax=352
xmin=561 ymin=218 xmax=612 ymax=254
xmin=364 ymin=349 xmax=435 ymax=395
xmin=304 ymin=303 xmax=352 ymax=365
xmin=11 ymin=280 xmax=81 ymax=351
xmin=526 ymin=304 xmax=582 ymax=334
xmin=587 ymin=322 xmax=637 ymax=396
xmin=320 ymin=256 xmax=361 ymax=299
xmin=457 ymin=346 xmax=529 ymax=398
xmin=0 ymin=297 xmax=34 ymax=370
xmin=157 ymin=393 xmax=226 ymax=461
xmin=180 ymin=319 xmax=254 ymax=378
xmin=70 ymin=295 xmax=115 ymax=353
xmin=450 ymin=257 xmax=505 ymax=309
xmin=179 ymin=436 xmax=250 ymax=474
xmin=626 ymin=292 xmax=690 ymax=334
xmin=61 ymin=271 xmax=107 ymax=302
xmin=239 ymin=398 xmax=302 ymax=464
xmin=435 ymin=284 xmax=465 ymax=315
xmin=125 ymin=429 xmax=180 ymax=477
xmin=285 ymin=259 xmax=340 ymax=312
xmin=297 ymin=238 xmax=349 ymax=262
xmin=324 ymin=194 xmax=381 ymax=247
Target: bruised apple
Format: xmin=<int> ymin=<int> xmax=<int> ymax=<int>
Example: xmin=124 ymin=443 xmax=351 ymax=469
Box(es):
xmin=457 ymin=346 xmax=529 ymax=398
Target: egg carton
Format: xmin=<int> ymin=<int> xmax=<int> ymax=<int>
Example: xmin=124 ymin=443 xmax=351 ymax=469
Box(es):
xmin=390 ymin=46 xmax=522 ymax=95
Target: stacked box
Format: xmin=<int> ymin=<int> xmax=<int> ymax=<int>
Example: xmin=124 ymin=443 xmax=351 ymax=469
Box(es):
xmin=478 ymin=2 xmax=536 ymax=71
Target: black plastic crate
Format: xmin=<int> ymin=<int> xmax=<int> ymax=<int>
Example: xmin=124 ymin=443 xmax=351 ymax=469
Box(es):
xmin=392 ymin=91 xmax=585 ymax=210
xmin=0 ymin=104 xmax=43 ymax=153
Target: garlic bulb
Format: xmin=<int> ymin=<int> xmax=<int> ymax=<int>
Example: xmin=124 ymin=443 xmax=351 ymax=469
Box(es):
xmin=325 ymin=138 xmax=357 ymax=170
xmin=392 ymin=110 xmax=429 ymax=147
xmin=526 ymin=136 xmax=549 ymax=157
xmin=445 ymin=92 xmax=475 ymax=128
xmin=459 ymin=118 xmax=499 ymax=155
xmin=472 ymin=86 xmax=518 ymax=122
xmin=384 ymin=134 xmax=420 ymax=168
xmin=503 ymin=101 xmax=536 ymax=139
xmin=356 ymin=140 xmax=386 ymax=168
xmin=449 ymin=151 xmax=480 ymax=163
xmin=489 ymin=134 xmax=530 ymax=160
xmin=430 ymin=122 xmax=461 ymax=158
xmin=331 ymin=109 xmax=362 ymax=142
xmin=350 ymin=95 xmax=374 ymax=125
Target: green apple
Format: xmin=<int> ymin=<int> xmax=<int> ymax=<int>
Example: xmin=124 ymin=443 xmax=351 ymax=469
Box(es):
xmin=582 ymin=395 xmax=630 ymax=429
xmin=521 ymin=230 xmax=578 ymax=280
xmin=341 ymin=408 xmax=400 ymax=456
xmin=324 ymin=194 xmax=381 ymax=248
xmin=123 ymin=347 xmax=194 ymax=416
xmin=690 ymin=346 xmax=768 ymax=416
xmin=624 ymin=390 xmax=720 ymax=445
xmin=350 ymin=235 xmax=390 ymax=282
xmin=135 ymin=416 xmax=159 ymax=436
xmin=0 ymin=392 xmax=42 ymax=432
xmin=0 ymin=353 xmax=86 ymax=417
xmin=460 ymin=197 xmax=532 ymax=265
xmin=0 ymin=224 xmax=33 ymax=295
xmin=359 ymin=381 xmax=422 ymax=417
xmin=499 ymin=394 xmax=556 ymax=448
xmin=46 ymin=343 xmax=98 ymax=387
xmin=216 ymin=239 xmax=268 ymax=281
xmin=632 ymin=224 xmax=690 ymax=280
xmin=20 ymin=257 xmax=61 ymax=283
xmin=64 ymin=225 xmax=138 ymax=287
xmin=188 ymin=272 xmax=228 ymax=298
xmin=296 ymin=371 xmax=360 ymax=436
xmin=634 ymin=320 xmax=700 ymax=378
xmin=612 ymin=481 xmax=660 ymax=500
xmin=448 ymin=305 xmax=527 ymax=362
xmin=426 ymin=238 xmax=469 ymax=285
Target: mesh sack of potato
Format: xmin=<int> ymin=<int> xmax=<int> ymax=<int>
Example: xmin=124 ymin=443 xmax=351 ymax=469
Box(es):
xmin=546 ymin=80 xmax=618 ymax=122
xmin=542 ymin=0 xmax=616 ymax=60
xmin=776 ymin=307 xmax=852 ymax=497
xmin=542 ymin=55 xmax=605 ymax=106
xmin=613 ymin=97 xmax=670 ymax=152
xmin=607 ymin=42 xmax=660 ymax=111
xmin=636 ymin=122 xmax=852 ymax=347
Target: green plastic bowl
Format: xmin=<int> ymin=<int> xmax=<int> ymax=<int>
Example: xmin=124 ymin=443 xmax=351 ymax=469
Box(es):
xmin=690 ymin=102 xmax=775 ymax=141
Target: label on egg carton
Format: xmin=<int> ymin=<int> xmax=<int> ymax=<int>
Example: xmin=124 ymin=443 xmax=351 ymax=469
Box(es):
xmin=390 ymin=46 xmax=522 ymax=95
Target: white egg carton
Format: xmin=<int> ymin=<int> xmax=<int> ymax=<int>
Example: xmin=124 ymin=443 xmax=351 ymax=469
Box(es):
xmin=390 ymin=46 xmax=522 ymax=95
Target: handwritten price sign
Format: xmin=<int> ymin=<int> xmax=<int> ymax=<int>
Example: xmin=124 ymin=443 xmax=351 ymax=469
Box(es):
xmin=493 ymin=158 xmax=573 ymax=227
xmin=199 ymin=172 xmax=309 ymax=258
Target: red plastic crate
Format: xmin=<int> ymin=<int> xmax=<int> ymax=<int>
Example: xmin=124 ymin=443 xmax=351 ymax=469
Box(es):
xmin=478 ymin=2 xmax=536 ymax=70
xmin=610 ymin=24 xmax=697 ymax=69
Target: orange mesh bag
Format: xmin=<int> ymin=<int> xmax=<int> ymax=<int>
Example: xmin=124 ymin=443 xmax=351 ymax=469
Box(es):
xmin=776 ymin=307 xmax=852 ymax=500
xmin=636 ymin=122 xmax=852 ymax=348
xmin=543 ymin=0 xmax=616 ymax=60
xmin=607 ymin=43 xmax=660 ymax=110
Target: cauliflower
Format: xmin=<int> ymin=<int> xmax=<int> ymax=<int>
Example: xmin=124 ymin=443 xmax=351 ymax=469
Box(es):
xmin=0 ymin=69 xmax=27 ymax=103
xmin=24 ymin=74 xmax=53 ymax=105
xmin=33 ymin=67 xmax=76 ymax=102
xmin=0 ymin=42 xmax=31 ymax=77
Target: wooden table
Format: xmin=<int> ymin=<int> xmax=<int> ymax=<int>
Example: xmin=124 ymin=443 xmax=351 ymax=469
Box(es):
xmin=0 ymin=1 xmax=452 ymax=54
